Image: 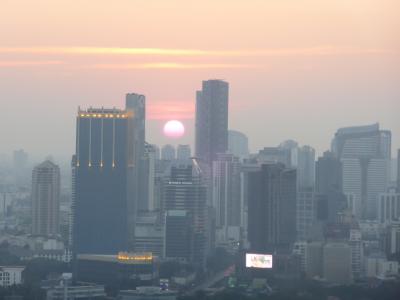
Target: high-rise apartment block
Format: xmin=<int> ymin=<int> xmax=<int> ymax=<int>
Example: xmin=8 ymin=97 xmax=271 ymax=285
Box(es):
xmin=32 ymin=160 xmax=60 ymax=236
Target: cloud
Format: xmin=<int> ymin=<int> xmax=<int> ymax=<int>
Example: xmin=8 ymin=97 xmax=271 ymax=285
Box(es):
xmin=148 ymin=101 xmax=194 ymax=120
xmin=0 ymin=46 xmax=393 ymax=57
xmin=0 ymin=60 xmax=65 ymax=67
xmin=91 ymin=62 xmax=254 ymax=69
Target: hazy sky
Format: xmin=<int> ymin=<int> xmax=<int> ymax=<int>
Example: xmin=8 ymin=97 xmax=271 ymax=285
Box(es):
xmin=0 ymin=0 xmax=399 ymax=162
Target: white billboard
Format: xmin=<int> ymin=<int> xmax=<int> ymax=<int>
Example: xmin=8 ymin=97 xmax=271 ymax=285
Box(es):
xmin=246 ymin=253 xmax=273 ymax=269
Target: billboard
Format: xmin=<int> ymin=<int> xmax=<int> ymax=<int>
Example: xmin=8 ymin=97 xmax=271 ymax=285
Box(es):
xmin=246 ymin=253 xmax=273 ymax=269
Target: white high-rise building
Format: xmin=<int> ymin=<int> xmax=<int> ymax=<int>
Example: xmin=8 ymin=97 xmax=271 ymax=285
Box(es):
xmin=378 ymin=188 xmax=400 ymax=224
xmin=228 ymin=130 xmax=249 ymax=159
xmin=212 ymin=153 xmax=241 ymax=244
xmin=332 ymin=123 xmax=391 ymax=219
xmin=32 ymin=160 xmax=60 ymax=236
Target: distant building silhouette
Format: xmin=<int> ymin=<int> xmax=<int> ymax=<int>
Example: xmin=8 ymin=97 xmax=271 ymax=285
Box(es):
xmin=247 ymin=163 xmax=297 ymax=252
xmin=331 ymin=123 xmax=391 ymax=219
xmin=297 ymin=145 xmax=315 ymax=190
xmin=257 ymin=147 xmax=292 ymax=167
xmin=32 ymin=160 xmax=60 ymax=236
xmin=161 ymin=144 xmax=176 ymax=161
xmin=195 ymin=80 xmax=229 ymax=165
xmin=228 ymin=130 xmax=249 ymax=159
xmin=176 ymin=144 xmax=191 ymax=161
xmin=73 ymin=107 xmax=135 ymax=254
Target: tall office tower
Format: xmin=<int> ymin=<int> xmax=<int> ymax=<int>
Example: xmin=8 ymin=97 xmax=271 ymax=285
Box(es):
xmin=397 ymin=149 xmax=400 ymax=192
xmin=153 ymin=145 xmax=160 ymax=160
xmin=73 ymin=107 xmax=135 ymax=254
xmin=297 ymin=145 xmax=315 ymax=190
xmin=176 ymin=144 xmax=191 ymax=161
xmin=247 ymin=163 xmax=297 ymax=252
xmin=162 ymin=160 xmax=207 ymax=266
xmin=32 ymin=160 xmax=60 ymax=236
xmin=164 ymin=210 xmax=192 ymax=261
xmin=315 ymin=151 xmax=346 ymax=223
xmin=316 ymin=151 xmax=343 ymax=195
xmin=161 ymin=144 xmax=176 ymax=161
xmin=212 ymin=153 xmax=241 ymax=243
xmin=228 ymin=130 xmax=249 ymax=159
xmin=296 ymin=188 xmax=315 ymax=241
xmin=331 ymin=123 xmax=391 ymax=219
xmin=257 ymin=147 xmax=292 ymax=167
xmin=195 ymin=80 xmax=229 ymax=165
xmin=69 ymin=155 xmax=76 ymax=250
xmin=139 ymin=143 xmax=157 ymax=212
xmin=279 ymin=140 xmax=299 ymax=167
xmin=126 ymin=94 xmax=146 ymax=218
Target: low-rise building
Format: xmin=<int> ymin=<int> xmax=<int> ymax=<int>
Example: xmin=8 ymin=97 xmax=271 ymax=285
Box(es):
xmin=0 ymin=266 xmax=24 ymax=287
xmin=118 ymin=287 xmax=177 ymax=300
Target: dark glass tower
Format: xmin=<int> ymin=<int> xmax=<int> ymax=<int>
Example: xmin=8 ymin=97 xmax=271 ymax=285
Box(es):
xmin=247 ymin=163 xmax=297 ymax=252
xmin=195 ymin=80 xmax=229 ymax=165
xmin=73 ymin=108 xmax=135 ymax=254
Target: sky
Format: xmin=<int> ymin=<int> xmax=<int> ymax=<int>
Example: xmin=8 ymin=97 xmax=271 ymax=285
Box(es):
xmin=0 ymin=0 xmax=399 ymax=163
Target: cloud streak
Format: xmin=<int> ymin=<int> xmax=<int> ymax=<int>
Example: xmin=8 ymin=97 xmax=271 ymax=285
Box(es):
xmin=0 ymin=46 xmax=393 ymax=57
xmin=0 ymin=60 xmax=65 ymax=67
xmin=92 ymin=62 xmax=253 ymax=69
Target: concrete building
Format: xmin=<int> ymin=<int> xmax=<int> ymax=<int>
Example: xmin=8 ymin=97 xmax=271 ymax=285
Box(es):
xmin=162 ymin=160 xmax=208 ymax=266
xmin=32 ymin=160 xmax=60 ymax=236
xmin=296 ymin=189 xmax=315 ymax=241
xmin=378 ymin=188 xmax=400 ymax=224
xmin=297 ymin=145 xmax=315 ymax=190
xmin=247 ymin=163 xmax=297 ymax=252
xmin=126 ymin=93 xmax=146 ymax=221
xmin=257 ymin=147 xmax=291 ymax=167
xmin=331 ymin=123 xmax=391 ymax=220
xmin=305 ymin=242 xmax=323 ymax=279
xmin=212 ymin=154 xmax=241 ymax=239
xmin=365 ymin=255 xmax=399 ymax=278
xmin=176 ymin=145 xmax=191 ymax=161
xmin=139 ymin=143 xmax=157 ymax=212
xmin=134 ymin=213 xmax=164 ymax=257
xmin=323 ymin=242 xmax=352 ymax=284
xmin=195 ymin=80 xmax=229 ymax=165
xmin=161 ymin=145 xmax=176 ymax=161
xmin=164 ymin=210 xmax=191 ymax=262
xmin=73 ymin=107 xmax=135 ymax=254
xmin=228 ymin=130 xmax=249 ymax=159
xmin=0 ymin=266 xmax=24 ymax=287
xmin=349 ymin=229 xmax=363 ymax=280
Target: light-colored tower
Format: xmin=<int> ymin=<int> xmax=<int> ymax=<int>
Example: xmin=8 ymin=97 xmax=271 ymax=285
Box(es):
xmin=32 ymin=160 xmax=60 ymax=236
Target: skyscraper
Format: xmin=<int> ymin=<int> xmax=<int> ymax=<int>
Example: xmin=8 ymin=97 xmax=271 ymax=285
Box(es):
xmin=331 ymin=123 xmax=391 ymax=219
xmin=162 ymin=160 xmax=207 ymax=266
xmin=212 ymin=153 xmax=241 ymax=243
xmin=73 ymin=107 xmax=135 ymax=254
xmin=297 ymin=145 xmax=315 ymax=190
xmin=228 ymin=130 xmax=249 ymax=159
xmin=397 ymin=149 xmax=400 ymax=192
xmin=195 ymin=80 xmax=229 ymax=165
xmin=161 ymin=144 xmax=176 ymax=161
xmin=176 ymin=144 xmax=191 ymax=161
xmin=247 ymin=163 xmax=297 ymax=252
xmin=257 ymin=147 xmax=292 ymax=167
xmin=32 ymin=160 xmax=60 ymax=236
xmin=126 ymin=94 xmax=147 ymax=216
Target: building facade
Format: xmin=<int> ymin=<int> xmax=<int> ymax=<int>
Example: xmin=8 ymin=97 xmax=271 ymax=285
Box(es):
xmin=73 ymin=107 xmax=135 ymax=254
xmin=195 ymin=80 xmax=229 ymax=165
xmin=32 ymin=160 xmax=60 ymax=236
xmin=247 ymin=163 xmax=297 ymax=252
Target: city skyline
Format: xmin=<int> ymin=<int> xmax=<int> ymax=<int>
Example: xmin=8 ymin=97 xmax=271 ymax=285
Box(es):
xmin=0 ymin=0 xmax=399 ymax=160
